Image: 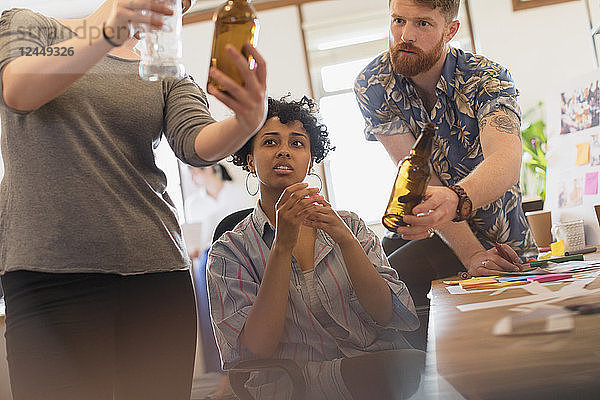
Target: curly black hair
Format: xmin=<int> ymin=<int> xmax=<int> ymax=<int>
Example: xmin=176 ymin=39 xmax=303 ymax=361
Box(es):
xmin=231 ymin=96 xmax=335 ymax=172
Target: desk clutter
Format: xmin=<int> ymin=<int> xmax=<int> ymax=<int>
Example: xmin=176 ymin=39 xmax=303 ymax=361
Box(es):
xmin=444 ymin=258 xmax=600 ymax=295
xmin=443 ymin=256 xmax=600 ymax=335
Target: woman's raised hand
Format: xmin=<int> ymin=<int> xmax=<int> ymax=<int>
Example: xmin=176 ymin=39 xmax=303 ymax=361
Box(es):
xmin=274 ymin=183 xmax=322 ymax=251
xmin=104 ymin=0 xmax=174 ymax=46
xmin=207 ymin=44 xmax=268 ymax=137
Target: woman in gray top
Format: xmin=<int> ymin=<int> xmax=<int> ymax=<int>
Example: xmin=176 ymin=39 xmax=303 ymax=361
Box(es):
xmin=0 ymin=1 xmax=267 ymax=399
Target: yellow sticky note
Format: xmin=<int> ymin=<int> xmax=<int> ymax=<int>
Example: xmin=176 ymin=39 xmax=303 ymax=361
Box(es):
xmin=460 ymin=278 xmax=499 ymax=289
xmin=576 ymin=142 xmax=590 ymax=165
xmin=551 ymin=240 xmax=565 ymax=257
xmin=443 ymin=276 xmax=499 ymax=285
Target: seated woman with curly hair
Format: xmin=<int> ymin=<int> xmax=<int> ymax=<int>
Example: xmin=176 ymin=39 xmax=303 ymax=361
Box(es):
xmin=207 ymin=96 xmax=424 ymax=400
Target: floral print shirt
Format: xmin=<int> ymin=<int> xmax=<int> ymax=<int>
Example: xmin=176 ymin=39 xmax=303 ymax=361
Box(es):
xmin=354 ymin=47 xmax=537 ymax=257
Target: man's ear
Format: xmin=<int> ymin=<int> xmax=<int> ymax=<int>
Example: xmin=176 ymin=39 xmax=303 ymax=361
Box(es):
xmin=445 ymin=20 xmax=460 ymax=43
xmin=247 ymin=154 xmax=255 ymax=174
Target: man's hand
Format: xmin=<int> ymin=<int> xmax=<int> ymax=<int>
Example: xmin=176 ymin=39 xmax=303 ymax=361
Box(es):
xmin=395 ymin=186 xmax=458 ymax=240
xmin=466 ymin=244 xmax=523 ymax=276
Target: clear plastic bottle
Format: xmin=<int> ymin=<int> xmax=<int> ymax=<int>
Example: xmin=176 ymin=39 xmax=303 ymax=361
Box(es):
xmin=137 ymin=0 xmax=185 ymax=81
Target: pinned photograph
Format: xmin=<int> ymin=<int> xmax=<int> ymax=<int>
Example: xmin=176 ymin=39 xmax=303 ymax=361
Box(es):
xmin=560 ymin=80 xmax=600 ymax=134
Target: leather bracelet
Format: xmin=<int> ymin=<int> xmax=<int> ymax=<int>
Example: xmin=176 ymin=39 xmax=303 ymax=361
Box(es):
xmin=448 ymin=184 xmax=472 ymax=222
xmin=102 ymin=23 xmax=120 ymax=47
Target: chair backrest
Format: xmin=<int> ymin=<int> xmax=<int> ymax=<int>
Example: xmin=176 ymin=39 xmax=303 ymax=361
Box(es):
xmin=212 ymin=208 xmax=254 ymax=244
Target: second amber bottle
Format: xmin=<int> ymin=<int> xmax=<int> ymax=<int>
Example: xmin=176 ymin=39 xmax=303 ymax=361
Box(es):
xmin=382 ymin=123 xmax=437 ymax=231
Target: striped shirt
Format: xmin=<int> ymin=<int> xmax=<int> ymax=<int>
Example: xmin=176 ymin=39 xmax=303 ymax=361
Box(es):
xmin=207 ymin=205 xmax=419 ymax=399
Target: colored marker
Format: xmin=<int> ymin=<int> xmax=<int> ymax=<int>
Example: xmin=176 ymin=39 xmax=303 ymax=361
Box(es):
xmin=526 ymin=254 xmax=583 ymax=268
xmin=564 ymin=247 xmax=596 ymax=256
xmin=566 ymin=302 xmax=600 ymax=315
xmin=497 ymin=276 xmax=531 ymax=282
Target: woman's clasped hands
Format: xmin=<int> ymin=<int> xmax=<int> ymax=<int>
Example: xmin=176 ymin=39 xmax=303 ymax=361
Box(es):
xmin=274 ymin=182 xmax=355 ymax=248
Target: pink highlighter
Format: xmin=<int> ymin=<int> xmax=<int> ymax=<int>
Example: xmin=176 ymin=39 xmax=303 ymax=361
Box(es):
xmin=527 ymin=273 xmax=572 ymax=283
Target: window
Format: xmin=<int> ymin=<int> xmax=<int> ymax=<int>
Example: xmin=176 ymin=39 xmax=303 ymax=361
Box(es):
xmin=320 ymin=92 xmax=397 ymax=223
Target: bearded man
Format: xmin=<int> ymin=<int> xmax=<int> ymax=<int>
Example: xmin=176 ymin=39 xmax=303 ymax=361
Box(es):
xmin=354 ymin=0 xmax=537 ymax=349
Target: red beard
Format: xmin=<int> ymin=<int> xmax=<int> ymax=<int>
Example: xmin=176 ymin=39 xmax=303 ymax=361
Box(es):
xmin=390 ymin=35 xmax=445 ymax=77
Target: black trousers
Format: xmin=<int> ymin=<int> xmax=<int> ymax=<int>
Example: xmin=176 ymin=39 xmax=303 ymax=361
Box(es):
xmin=341 ymin=349 xmax=426 ymax=400
xmin=384 ymin=234 xmax=465 ymax=350
xmin=1 ymin=270 xmax=197 ymax=400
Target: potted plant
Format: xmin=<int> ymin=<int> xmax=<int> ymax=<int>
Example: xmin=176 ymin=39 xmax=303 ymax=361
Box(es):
xmin=521 ymin=102 xmax=547 ymax=203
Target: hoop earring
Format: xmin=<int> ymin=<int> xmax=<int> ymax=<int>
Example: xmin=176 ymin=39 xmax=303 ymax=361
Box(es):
xmin=245 ymin=172 xmax=259 ymax=196
xmin=308 ymin=172 xmax=323 ymax=193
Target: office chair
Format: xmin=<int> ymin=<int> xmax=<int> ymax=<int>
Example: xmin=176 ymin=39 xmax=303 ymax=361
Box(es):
xmin=212 ymin=208 xmax=254 ymax=244
xmin=211 ymin=208 xmax=425 ymax=400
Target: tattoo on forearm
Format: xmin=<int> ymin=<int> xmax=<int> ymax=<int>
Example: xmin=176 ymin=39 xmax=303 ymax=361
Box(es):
xmin=481 ymin=109 xmax=519 ymax=135
xmin=480 ymin=118 xmax=487 ymax=130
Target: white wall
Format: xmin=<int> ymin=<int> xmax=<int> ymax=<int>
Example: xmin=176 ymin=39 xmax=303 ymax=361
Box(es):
xmin=468 ymin=0 xmax=596 ymax=114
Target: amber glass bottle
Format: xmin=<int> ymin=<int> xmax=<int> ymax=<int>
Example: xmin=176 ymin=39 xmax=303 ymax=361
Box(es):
xmin=382 ymin=123 xmax=437 ymax=231
xmin=208 ymin=0 xmax=259 ymax=92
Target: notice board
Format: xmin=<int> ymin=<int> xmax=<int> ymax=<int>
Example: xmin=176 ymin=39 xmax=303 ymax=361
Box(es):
xmin=546 ymin=70 xmax=600 ymax=245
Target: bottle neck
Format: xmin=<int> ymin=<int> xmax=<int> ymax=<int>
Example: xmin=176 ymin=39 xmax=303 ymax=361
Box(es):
xmin=411 ymin=133 xmax=434 ymax=159
xmin=226 ymin=0 xmax=256 ymax=15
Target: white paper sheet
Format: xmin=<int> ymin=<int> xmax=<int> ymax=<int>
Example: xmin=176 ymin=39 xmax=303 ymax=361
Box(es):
xmin=457 ymin=285 xmax=600 ymax=312
xmin=492 ymin=305 xmax=574 ymax=335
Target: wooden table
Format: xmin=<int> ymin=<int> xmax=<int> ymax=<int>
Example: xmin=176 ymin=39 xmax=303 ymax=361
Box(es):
xmin=427 ymin=252 xmax=600 ymax=400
